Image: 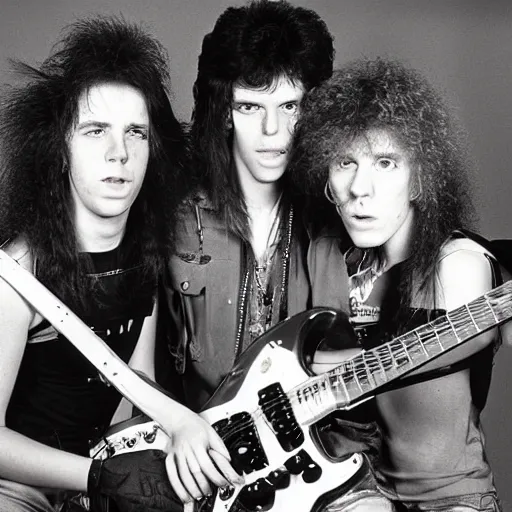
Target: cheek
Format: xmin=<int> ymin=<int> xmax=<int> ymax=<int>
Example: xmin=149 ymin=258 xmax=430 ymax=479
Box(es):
xmin=328 ymin=174 xmax=349 ymax=202
xmin=233 ymin=117 xmax=259 ymax=148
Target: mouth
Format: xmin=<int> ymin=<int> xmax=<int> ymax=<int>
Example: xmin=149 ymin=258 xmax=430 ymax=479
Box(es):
xmin=257 ymin=148 xmax=287 ymax=156
xmin=102 ymin=177 xmax=130 ymax=184
xmin=352 ymin=214 xmax=374 ymax=220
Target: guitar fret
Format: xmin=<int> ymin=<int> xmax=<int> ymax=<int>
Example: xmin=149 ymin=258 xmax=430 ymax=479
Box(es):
xmin=298 ymin=282 xmax=512 ymax=416
xmin=468 ymin=296 xmax=499 ymax=330
xmin=390 ymin=338 xmax=412 ymax=368
xmin=445 ymin=312 xmax=461 ymax=343
xmin=413 ymin=329 xmax=429 ymax=356
xmin=486 ymin=297 xmax=499 ymax=324
xmin=465 ymin=303 xmax=480 ymax=332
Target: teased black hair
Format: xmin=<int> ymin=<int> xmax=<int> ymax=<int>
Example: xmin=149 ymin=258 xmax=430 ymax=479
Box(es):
xmin=191 ymin=0 xmax=334 ymax=239
xmin=0 ymin=16 xmax=187 ymax=312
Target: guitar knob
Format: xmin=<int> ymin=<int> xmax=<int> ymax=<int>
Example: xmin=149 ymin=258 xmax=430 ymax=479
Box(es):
xmin=267 ymin=468 xmax=290 ymax=490
xmin=302 ymin=462 xmax=322 ymax=483
xmin=218 ymin=485 xmax=235 ymax=501
xmin=285 ymin=452 xmax=306 ymax=475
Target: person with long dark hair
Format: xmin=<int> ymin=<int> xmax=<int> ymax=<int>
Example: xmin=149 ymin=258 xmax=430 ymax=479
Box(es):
xmin=289 ymin=57 xmax=507 ymax=511
xmin=164 ymin=1 xmax=394 ymax=510
xmin=0 ymin=16 xmax=239 ymax=512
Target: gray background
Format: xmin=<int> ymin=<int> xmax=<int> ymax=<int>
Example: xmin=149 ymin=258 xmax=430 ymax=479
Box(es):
xmin=1 ymin=0 xmax=511 ymax=508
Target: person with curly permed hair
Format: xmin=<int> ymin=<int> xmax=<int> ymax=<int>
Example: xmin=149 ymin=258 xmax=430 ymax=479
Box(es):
xmin=289 ymin=57 xmax=507 ymax=511
xmin=0 ymin=16 xmax=242 ymax=512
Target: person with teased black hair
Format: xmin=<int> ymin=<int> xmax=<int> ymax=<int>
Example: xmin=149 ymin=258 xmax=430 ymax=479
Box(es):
xmin=0 ymin=16 xmax=240 ymax=512
xmin=164 ymin=2 xmax=394 ymax=510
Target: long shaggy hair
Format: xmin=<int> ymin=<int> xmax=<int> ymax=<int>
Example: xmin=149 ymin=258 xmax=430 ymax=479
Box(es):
xmin=289 ymin=58 xmax=475 ymax=312
xmin=0 ymin=16 xmax=187 ymax=313
xmin=191 ymin=0 xmax=334 ymax=239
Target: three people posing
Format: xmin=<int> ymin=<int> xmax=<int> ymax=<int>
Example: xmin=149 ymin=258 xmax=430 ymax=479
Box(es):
xmin=0 ymin=2 xmax=506 ymax=512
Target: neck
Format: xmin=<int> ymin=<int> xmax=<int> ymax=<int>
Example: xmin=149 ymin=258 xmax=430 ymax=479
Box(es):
xmin=239 ymin=175 xmax=282 ymax=214
xmin=244 ymin=184 xmax=283 ymax=262
xmin=382 ymin=208 xmax=415 ymax=269
xmin=74 ymin=209 xmax=128 ymax=253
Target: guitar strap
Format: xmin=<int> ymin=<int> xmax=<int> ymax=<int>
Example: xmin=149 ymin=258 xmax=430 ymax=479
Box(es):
xmin=0 ymin=249 xmax=168 ymax=424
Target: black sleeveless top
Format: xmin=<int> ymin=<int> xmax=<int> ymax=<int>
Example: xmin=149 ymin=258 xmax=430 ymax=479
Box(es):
xmin=6 ymin=246 xmax=156 ymax=455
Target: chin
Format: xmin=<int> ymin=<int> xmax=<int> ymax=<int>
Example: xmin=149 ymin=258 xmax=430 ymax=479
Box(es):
xmin=347 ymin=232 xmax=384 ymax=250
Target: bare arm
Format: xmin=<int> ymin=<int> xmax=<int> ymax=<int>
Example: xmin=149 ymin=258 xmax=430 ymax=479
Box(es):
xmin=110 ymin=297 xmax=158 ymax=425
xmin=0 ymin=276 xmax=92 ymax=491
xmin=311 ymin=247 xmax=498 ymax=376
xmin=407 ymin=247 xmax=496 ymax=372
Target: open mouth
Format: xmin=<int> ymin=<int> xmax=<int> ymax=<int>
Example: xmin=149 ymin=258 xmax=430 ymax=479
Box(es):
xmin=258 ymin=149 xmax=287 ymax=156
xmin=103 ymin=177 xmax=128 ymax=184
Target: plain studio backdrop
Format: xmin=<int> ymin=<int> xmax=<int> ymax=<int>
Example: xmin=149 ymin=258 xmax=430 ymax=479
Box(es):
xmin=1 ymin=0 xmax=511 ymax=508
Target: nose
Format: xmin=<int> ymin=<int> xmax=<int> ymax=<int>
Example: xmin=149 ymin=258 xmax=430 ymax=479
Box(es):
xmin=262 ymin=108 xmax=279 ymax=136
xmin=349 ymin=163 xmax=374 ymax=198
xmin=106 ymin=132 xmax=128 ymax=164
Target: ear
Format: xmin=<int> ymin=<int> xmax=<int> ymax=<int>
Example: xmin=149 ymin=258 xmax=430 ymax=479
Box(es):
xmin=409 ymin=167 xmax=422 ymax=202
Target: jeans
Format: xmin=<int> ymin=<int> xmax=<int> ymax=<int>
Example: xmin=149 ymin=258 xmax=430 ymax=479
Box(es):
xmin=394 ymin=491 xmax=502 ymax=512
xmin=324 ymin=455 xmax=395 ymax=511
xmin=0 ymin=479 xmax=55 ymax=512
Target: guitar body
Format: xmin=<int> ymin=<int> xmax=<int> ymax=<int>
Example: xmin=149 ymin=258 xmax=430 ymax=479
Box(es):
xmin=92 ymin=308 xmax=364 ymax=512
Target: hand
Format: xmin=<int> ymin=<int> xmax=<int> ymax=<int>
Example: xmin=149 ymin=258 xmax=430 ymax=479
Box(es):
xmin=311 ymin=348 xmax=362 ymax=374
xmin=87 ymin=450 xmax=182 ymax=512
xmin=164 ymin=407 xmax=244 ymax=504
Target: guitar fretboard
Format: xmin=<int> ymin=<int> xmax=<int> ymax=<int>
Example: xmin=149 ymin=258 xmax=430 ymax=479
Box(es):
xmin=293 ymin=281 xmax=512 ymax=425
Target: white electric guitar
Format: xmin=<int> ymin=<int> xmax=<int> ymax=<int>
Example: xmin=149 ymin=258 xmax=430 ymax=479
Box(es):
xmin=1 ymin=249 xmax=511 ymax=512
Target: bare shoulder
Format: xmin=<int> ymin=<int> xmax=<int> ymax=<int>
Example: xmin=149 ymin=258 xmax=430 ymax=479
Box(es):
xmin=0 ymin=237 xmax=35 ymax=322
xmin=2 ymin=236 xmax=33 ymax=272
xmin=436 ymin=238 xmax=493 ymax=310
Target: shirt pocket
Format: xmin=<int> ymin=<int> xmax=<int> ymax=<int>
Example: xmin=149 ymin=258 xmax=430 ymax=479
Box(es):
xmin=168 ymin=254 xmax=209 ymax=373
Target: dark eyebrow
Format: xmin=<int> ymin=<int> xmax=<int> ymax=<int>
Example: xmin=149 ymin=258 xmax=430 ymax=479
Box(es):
xmin=374 ymin=152 xmax=403 ymax=161
xmin=128 ymin=123 xmax=149 ymax=130
xmin=76 ymin=121 xmax=149 ymax=130
xmin=76 ymin=121 xmax=110 ymax=130
xmin=232 ymin=98 xmax=260 ymax=105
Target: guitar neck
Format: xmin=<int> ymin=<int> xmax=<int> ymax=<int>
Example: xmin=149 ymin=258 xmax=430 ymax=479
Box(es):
xmin=294 ymin=281 xmax=512 ymax=425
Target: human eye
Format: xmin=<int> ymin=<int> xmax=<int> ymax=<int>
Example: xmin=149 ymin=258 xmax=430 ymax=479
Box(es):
xmin=233 ymin=103 xmax=260 ymax=114
xmin=281 ymin=102 xmax=299 ymax=115
xmin=128 ymin=127 xmax=148 ymax=140
xmin=85 ymin=128 xmax=104 ymax=137
xmin=338 ymin=158 xmax=356 ymax=170
xmin=375 ymin=157 xmax=397 ymax=170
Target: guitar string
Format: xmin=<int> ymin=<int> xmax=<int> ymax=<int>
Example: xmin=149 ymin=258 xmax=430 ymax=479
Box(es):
xmin=145 ymin=293 xmax=507 ymax=447
xmin=208 ymin=305 xmax=503 ymax=443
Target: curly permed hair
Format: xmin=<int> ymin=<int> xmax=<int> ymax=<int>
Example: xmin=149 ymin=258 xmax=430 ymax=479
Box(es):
xmin=0 ymin=16 xmax=187 ymax=313
xmin=289 ymin=57 xmax=475 ymax=306
xmin=191 ymin=0 xmax=334 ymax=239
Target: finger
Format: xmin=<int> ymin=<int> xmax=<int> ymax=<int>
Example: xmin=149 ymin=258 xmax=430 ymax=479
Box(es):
xmin=165 ymin=452 xmax=193 ymax=504
xmin=209 ymin=449 xmax=245 ymax=485
xmin=186 ymin=451 xmax=213 ymax=496
xmin=192 ymin=447 xmax=229 ymax=488
xmin=176 ymin=449 xmax=204 ymax=500
xmin=207 ymin=430 xmax=231 ymax=461
xmin=311 ymin=362 xmax=339 ymax=374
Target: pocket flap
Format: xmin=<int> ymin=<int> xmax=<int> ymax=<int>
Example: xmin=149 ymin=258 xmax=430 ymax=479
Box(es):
xmin=168 ymin=253 xmax=208 ymax=296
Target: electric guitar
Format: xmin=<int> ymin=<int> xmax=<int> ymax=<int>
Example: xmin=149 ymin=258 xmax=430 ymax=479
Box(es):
xmin=91 ymin=281 xmax=512 ymax=512
xmin=1 ymin=249 xmax=511 ymax=512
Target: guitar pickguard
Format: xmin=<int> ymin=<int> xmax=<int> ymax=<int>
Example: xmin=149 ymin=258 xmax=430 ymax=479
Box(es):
xmin=92 ymin=309 xmax=365 ymax=512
